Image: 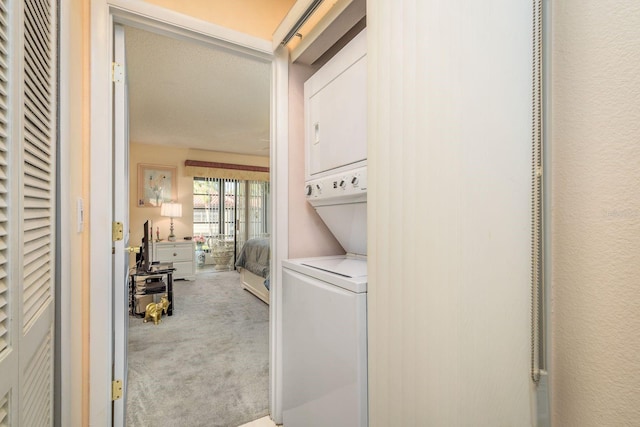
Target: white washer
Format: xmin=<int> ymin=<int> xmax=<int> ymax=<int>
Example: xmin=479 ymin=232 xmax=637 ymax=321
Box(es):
xmin=282 ymin=255 xmax=367 ymax=427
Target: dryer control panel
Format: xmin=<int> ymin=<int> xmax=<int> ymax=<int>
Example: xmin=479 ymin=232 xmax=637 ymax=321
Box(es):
xmin=305 ymin=167 xmax=367 ymax=203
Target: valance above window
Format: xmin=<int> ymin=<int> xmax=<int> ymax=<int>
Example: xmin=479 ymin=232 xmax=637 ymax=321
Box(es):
xmin=184 ymin=160 xmax=270 ymax=182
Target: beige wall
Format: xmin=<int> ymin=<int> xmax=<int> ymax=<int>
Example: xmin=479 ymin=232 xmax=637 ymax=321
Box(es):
xmin=129 ymin=142 xmax=269 ymax=250
xmin=551 ymin=1 xmax=640 ymax=425
xmin=64 ymin=0 xmax=90 ymax=424
xmin=143 ymin=0 xmax=295 ymax=40
xmin=287 ymin=62 xmax=344 ymax=258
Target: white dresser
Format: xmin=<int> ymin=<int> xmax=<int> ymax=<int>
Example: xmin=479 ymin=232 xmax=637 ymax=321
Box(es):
xmin=152 ymin=241 xmax=195 ymax=280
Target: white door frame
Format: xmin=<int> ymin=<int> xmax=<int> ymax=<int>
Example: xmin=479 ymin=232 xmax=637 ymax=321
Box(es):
xmin=88 ymin=1 xmax=288 ymax=424
xmin=111 ymin=23 xmax=130 ymax=424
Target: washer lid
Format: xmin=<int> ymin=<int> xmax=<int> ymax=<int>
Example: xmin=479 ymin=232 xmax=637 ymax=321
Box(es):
xmin=283 ymin=256 xmax=367 ymax=293
xmin=301 ymin=257 xmax=367 ymax=278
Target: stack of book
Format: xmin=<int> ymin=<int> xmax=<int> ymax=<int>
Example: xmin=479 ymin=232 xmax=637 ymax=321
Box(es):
xmin=132 ymin=274 xmax=166 ymax=315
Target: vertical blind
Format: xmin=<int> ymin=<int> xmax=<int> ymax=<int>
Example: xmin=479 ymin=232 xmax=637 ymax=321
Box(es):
xmin=193 ymin=177 xmax=238 ymax=240
xmin=193 ymin=177 xmax=269 ymax=250
xmin=246 ymin=180 xmax=269 ymax=240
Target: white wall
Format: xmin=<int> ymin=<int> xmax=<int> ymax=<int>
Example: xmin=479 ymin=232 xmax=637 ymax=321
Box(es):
xmin=367 ymin=1 xmax=535 ymax=425
xmin=551 ymin=1 xmax=640 ymax=424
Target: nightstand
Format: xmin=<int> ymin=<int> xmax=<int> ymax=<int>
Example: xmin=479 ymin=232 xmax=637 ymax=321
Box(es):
xmin=152 ymin=241 xmax=195 ymax=280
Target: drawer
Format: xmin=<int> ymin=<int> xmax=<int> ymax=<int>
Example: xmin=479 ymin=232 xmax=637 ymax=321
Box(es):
xmin=172 ymin=261 xmax=193 ymax=280
xmin=156 ymin=244 xmax=193 ymax=261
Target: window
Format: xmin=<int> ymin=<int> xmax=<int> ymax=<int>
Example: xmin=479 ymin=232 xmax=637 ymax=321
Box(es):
xmin=193 ymin=177 xmax=269 ymax=245
xmin=246 ymin=180 xmax=270 ymax=238
xmin=193 ymin=177 xmax=237 ymax=240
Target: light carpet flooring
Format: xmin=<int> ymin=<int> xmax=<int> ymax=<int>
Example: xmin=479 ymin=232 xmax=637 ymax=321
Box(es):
xmin=126 ymin=270 xmax=270 ymax=427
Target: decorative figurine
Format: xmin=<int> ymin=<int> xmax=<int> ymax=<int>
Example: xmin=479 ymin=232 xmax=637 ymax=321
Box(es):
xmin=143 ymin=302 xmax=162 ymax=325
xmin=156 ymin=226 xmax=160 ymax=242
xmin=143 ymin=294 xmax=170 ymax=325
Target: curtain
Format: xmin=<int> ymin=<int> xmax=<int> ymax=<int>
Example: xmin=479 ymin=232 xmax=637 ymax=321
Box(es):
xmin=185 ymin=159 xmax=269 ymax=182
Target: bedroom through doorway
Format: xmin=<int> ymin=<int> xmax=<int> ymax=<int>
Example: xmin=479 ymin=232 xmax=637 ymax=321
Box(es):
xmin=123 ymin=24 xmax=273 ymax=426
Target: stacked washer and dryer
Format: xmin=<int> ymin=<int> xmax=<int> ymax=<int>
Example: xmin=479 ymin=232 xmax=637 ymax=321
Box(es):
xmin=282 ymin=29 xmax=368 ymax=427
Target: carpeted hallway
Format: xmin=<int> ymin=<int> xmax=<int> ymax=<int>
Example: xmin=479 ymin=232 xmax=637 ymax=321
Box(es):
xmin=126 ymin=270 xmax=269 ymax=427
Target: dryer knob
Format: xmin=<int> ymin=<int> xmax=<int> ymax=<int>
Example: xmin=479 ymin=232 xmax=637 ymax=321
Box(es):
xmin=339 ymin=179 xmax=346 ymax=189
xmin=351 ymin=176 xmax=359 ymax=186
xmin=305 ymin=184 xmax=313 ymax=196
xmin=316 ymin=183 xmax=322 ymax=193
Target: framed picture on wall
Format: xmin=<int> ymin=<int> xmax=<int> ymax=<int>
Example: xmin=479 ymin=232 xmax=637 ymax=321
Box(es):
xmin=137 ymin=164 xmax=177 ymax=207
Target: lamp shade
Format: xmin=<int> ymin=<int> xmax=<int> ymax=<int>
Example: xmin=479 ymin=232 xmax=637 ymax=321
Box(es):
xmin=160 ymin=202 xmax=182 ymax=218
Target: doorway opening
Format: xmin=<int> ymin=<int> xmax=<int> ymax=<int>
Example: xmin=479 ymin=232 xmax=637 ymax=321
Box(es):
xmin=123 ymin=25 xmax=273 ymax=426
xmin=88 ymin=2 xmax=289 ymax=424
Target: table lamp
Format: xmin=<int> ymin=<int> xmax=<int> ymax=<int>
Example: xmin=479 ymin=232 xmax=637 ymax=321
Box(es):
xmin=160 ymin=202 xmax=182 ymax=242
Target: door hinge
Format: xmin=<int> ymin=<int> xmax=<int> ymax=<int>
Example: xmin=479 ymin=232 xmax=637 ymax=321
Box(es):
xmin=112 ymin=379 xmax=123 ymax=401
xmin=112 ymin=221 xmax=124 ymax=242
xmin=112 ymin=62 xmax=124 ymax=83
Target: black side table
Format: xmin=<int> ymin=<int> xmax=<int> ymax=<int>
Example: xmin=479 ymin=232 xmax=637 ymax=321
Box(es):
xmin=130 ymin=269 xmax=174 ymax=316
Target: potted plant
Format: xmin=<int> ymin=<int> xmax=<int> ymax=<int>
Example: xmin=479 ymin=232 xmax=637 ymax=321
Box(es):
xmin=193 ymin=235 xmax=206 ymax=250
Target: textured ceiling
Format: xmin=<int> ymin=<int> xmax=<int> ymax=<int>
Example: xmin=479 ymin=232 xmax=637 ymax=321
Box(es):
xmin=125 ymin=26 xmax=271 ymax=156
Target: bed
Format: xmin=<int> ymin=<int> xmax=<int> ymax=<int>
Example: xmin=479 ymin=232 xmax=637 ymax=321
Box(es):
xmin=235 ymin=238 xmax=270 ymax=304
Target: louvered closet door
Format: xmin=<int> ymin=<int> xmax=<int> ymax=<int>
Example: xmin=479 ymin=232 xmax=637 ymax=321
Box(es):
xmin=0 ymin=0 xmax=57 ymax=425
xmin=0 ymin=1 xmax=15 ymax=423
